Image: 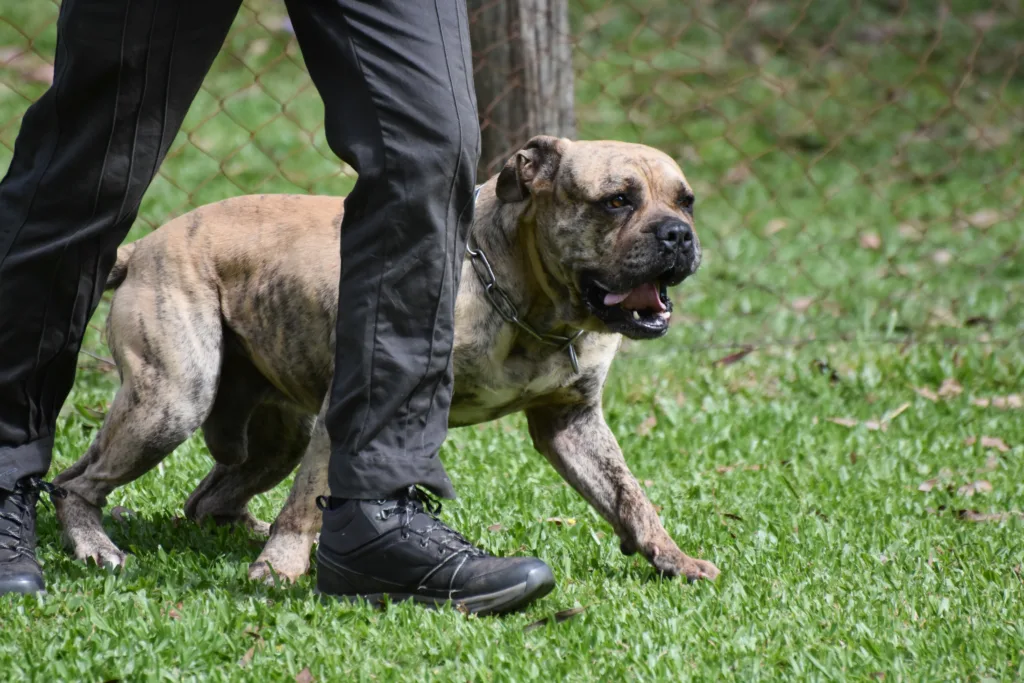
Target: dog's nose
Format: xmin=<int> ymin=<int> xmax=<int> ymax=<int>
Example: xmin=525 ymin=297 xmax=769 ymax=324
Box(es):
xmin=655 ymin=221 xmax=694 ymax=252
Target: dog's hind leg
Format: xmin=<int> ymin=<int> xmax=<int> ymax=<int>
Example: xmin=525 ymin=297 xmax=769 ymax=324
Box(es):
xmin=185 ymin=402 xmax=314 ymax=538
xmin=53 ymin=280 xmax=222 ymax=569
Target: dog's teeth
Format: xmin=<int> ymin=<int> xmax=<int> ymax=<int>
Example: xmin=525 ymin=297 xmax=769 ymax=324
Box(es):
xmin=632 ymin=310 xmax=641 ymax=321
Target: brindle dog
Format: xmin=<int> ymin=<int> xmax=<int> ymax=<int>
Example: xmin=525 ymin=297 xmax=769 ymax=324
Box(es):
xmin=53 ymin=135 xmax=720 ymax=584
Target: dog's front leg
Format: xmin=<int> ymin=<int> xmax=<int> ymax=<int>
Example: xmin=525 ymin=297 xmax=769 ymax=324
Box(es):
xmin=527 ymin=404 xmax=719 ymax=581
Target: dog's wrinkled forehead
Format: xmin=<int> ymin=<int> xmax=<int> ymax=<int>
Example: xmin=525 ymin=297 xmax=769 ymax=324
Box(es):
xmin=557 ymin=141 xmax=691 ymax=203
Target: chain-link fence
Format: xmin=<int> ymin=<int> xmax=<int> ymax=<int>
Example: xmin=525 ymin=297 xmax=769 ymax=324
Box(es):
xmin=2 ymin=0 xmax=1021 ymax=356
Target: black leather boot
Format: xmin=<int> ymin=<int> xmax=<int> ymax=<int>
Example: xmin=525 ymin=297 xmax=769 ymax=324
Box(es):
xmin=315 ymin=487 xmax=554 ymax=615
xmin=0 ymin=477 xmax=65 ymax=596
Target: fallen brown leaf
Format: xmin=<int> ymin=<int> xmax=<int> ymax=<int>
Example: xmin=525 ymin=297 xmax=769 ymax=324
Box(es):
xmin=937 ymin=378 xmax=963 ymax=398
xmin=887 ymin=402 xmax=911 ymax=421
xmin=931 ymin=249 xmax=952 ymax=265
xmin=969 ymin=11 xmax=1001 ymax=31
xmin=722 ymin=512 xmax=744 ymax=521
xmin=239 ymin=647 xmax=256 ymax=668
xmin=724 ymin=163 xmax=752 ymax=185
xmin=859 ymin=232 xmax=882 ymax=250
xmin=636 ymin=415 xmax=657 ymax=436
xmin=978 ymin=455 xmax=1001 ymax=473
xmin=487 ymin=523 xmax=504 ymax=533
xmin=957 ymin=509 xmax=1024 ymax=523
xmin=971 ymin=395 xmax=1023 ymax=409
xmin=524 ymin=606 xmax=588 ymax=632
xmin=898 ymin=222 xmax=923 ymax=240
xmin=295 ymin=667 xmax=315 ymax=683
xmin=545 ymin=517 xmax=576 ymax=527
xmin=965 ymin=436 xmax=1010 ymax=453
xmin=918 ymin=479 xmax=939 ymax=493
xmin=965 ymin=208 xmax=1001 ymax=229
xmin=826 ymin=417 xmax=860 ymax=428
xmin=914 ymin=387 xmax=939 ymax=402
xmin=714 ymin=347 xmax=753 ymax=367
xmin=957 ymin=480 xmax=993 ymax=497
xmin=791 ymin=296 xmax=814 ymax=313
xmin=764 ymin=218 xmax=788 ymax=236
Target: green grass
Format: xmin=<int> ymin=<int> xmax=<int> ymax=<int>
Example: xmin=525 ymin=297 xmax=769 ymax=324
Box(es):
xmin=2 ymin=0 xmax=1023 ymax=680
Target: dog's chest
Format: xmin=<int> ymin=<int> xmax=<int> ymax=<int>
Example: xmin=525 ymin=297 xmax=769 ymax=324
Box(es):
xmin=449 ymin=347 xmax=577 ymax=426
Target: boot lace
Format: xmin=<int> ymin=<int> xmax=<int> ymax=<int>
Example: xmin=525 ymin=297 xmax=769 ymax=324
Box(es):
xmin=379 ymin=487 xmax=487 ymax=560
xmin=0 ymin=477 xmax=67 ymax=563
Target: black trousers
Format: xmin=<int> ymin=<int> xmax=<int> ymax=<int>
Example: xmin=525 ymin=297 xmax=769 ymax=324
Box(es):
xmin=0 ymin=0 xmax=479 ymax=499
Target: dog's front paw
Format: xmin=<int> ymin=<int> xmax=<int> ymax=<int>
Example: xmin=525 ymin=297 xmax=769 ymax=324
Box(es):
xmin=70 ymin=537 xmax=127 ymax=570
xmin=248 ymin=539 xmax=311 ymax=585
xmin=645 ymin=543 xmax=719 ymax=582
xmin=248 ymin=557 xmax=308 ymax=585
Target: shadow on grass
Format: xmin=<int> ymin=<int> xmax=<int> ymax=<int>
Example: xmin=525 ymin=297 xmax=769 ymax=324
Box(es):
xmin=37 ymin=509 xmax=316 ymax=598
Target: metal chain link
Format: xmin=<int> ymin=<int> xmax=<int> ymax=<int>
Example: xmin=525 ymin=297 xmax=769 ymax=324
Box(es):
xmin=465 ymin=240 xmax=583 ymax=373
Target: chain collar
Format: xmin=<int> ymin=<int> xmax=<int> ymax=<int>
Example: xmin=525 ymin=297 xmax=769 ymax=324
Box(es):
xmin=466 ymin=185 xmax=583 ymax=373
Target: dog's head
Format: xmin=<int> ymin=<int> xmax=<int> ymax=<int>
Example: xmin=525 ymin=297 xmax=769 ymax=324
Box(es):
xmin=495 ymin=135 xmax=701 ymax=340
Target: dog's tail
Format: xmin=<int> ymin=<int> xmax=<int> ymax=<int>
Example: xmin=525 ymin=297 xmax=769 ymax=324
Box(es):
xmin=104 ymin=242 xmax=138 ymax=290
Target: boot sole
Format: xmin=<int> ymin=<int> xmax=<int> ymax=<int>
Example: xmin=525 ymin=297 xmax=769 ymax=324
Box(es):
xmin=315 ymin=563 xmax=556 ymax=617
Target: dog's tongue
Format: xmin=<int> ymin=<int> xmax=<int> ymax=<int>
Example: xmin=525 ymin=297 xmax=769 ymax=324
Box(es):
xmin=603 ymin=283 xmax=666 ymax=312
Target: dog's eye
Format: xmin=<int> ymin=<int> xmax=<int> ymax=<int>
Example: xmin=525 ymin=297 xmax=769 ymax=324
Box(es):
xmin=603 ymin=194 xmax=631 ymax=211
xmin=678 ymin=195 xmax=695 ymax=211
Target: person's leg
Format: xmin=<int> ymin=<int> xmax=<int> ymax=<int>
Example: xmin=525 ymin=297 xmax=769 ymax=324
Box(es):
xmin=0 ymin=0 xmax=242 ymax=595
xmin=282 ymin=0 xmax=554 ymax=614
xmin=289 ymin=0 xmax=475 ymax=500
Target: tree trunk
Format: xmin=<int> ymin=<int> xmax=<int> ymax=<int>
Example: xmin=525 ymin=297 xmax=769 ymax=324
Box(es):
xmin=468 ymin=0 xmax=576 ymax=178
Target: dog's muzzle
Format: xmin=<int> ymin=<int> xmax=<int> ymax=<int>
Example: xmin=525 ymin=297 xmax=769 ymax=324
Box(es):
xmin=580 ymin=219 xmax=700 ymax=340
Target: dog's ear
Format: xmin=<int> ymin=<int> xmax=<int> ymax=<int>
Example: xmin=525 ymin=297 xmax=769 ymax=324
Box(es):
xmin=495 ymin=135 xmax=568 ymax=203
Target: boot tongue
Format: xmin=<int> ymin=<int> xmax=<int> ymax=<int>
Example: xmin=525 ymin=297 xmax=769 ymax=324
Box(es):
xmin=603 ymin=283 xmax=666 ymax=312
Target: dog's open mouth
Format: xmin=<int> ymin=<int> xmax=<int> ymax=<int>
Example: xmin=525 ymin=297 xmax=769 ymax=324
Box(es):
xmin=582 ymin=275 xmax=674 ymax=339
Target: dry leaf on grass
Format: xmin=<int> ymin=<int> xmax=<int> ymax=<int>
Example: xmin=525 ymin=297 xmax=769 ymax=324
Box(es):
xmin=295 ymin=667 xmax=315 ymax=683
xmin=487 ymin=523 xmax=504 ymax=533
xmin=977 ymin=455 xmax=1001 ymax=473
xmin=239 ymin=647 xmax=256 ymax=668
xmin=914 ymin=387 xmax=939 ymax=402
xmin=931 ymin=249 xmax=953 ymax=265
xmin=545 ymin=517 xmax=576 ymax=526
xmin=714 ymin=347 xmax=754 ymax=367
xmin=957 ymin=480 xmax=993 ymax=497
xmin=938 ymin=378 xmax=963 ymax=398
xmin=724 ymin=163 xmax=752 ymax=185
xmin=791 ymin=296 xmax=815 ymax=313
xmin=918 ymin=479 xmax=939 ymax=493
xmin=764 ymin=218 xmax=788 ymax=236
xmin=971 ymin=395 xmax=1023 ymax=409
xmin=965 ymin=208 xmax=1001 ymax=229
xmin=965 ymin=436 xmax=1010 ymax=452
xmin=898 ymin=223 xmax=923 ymax=240
xmin=524 ymin=606 xmax=588 ymax=632
xmin=636 ymin=415 xmax=657 ymax=436
xmin=957 ymin=509 xmax=1024 ymax=523
xmin=825 ymin=402 xmax=909 ymax=432
xmin=859 ymin=232 xmax=882 ymax=250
